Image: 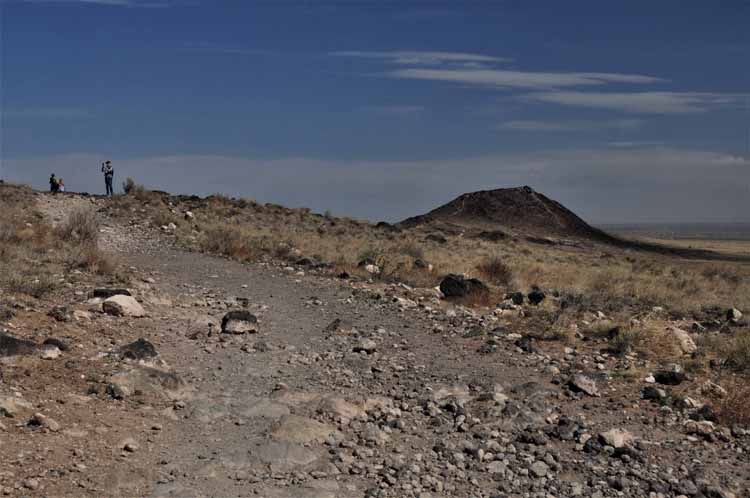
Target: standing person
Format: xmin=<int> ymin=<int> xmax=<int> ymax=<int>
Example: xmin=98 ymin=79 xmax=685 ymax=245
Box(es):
xmin=49 ymin=173 xmax=59 ymax=193
xmin=101 ymin=160 xmax=114 ymax=196
xmin=58 ymin=179 xmax=65 ymax=192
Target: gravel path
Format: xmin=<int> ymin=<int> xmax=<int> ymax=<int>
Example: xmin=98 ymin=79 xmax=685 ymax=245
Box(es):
xmin=30 ymin=192 xmax=749 ymax=498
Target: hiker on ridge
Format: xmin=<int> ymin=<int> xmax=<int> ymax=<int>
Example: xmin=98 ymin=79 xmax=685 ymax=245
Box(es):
xmin=101 ymin=160 xmax=114 ymax=196
xmin=49 ymin=173 xmax=59 ymax=193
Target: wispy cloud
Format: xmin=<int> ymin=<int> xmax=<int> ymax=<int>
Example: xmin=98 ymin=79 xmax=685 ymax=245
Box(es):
xmin=331 ymin=51 xmax=510 ymax=66
xmin=525 ymin=91 xmax=747 ymax=114
xmin=360 ymin=105 xmax=424 ymax=116
xmin=389 ymin=68 xmax=664 ymax=89
xmin=500 ymin=119 xmax=643 ymax=132
xmin=3 ymin=107 xmax=91 ymax=119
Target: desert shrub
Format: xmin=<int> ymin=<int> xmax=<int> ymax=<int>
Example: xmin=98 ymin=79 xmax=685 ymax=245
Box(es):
xmin=397 ymin=241 xmax=425 ymax=259
xmin=57 ymin=208 xmax=99 ymax=245
xmin=199 ymin=224 xmax=270 ymax=261
xmin=584 ymin=320 xmax=619 ymax=339
xmin=608 ymin=329 xmax=642 ymax=356
xmin=68 ymin=244 xmax=117 ymax=275
xmin=122 ymin=177 xmax=146 ymax=195
xmin=722 ymin=332 xmax=750 ymax=373
xmin=2 ymin=272 xmax=58 ymax=298
xmin=358 ymin=247 xmax=385 ymax=265
xmin=476 ymin=256 xmax=514 ymax=287
xmin=714 ymin=380 xmax=750 ymax=427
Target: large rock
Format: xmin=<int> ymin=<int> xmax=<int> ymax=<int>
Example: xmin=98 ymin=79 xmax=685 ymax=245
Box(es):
xmin=0 ymin=332 xmax=36 ymax=357
xmin=727 ymin=308 xmax=743 ymax=322
xmin=91 ymin=288 xmax=131 ymax=299
xmin=666 ymin=326 xmax=697 ymax=355
xmin=598 ymin=428 xmax=634 ymax=448
xmin=568 ymin=374 xmax=600 ymax=397
xmin=103 ymin=295 xmax=145 ymax=317
xmin=317 ymin=397 xmax=367 ymax=424
xmin=221 ymin=310 xmax=259 ymax=334
xmin=117 ymin=338 xmax=157 ymax=361
xmin=0 ymin=396 xmax=34 ymax=418
xmin=654 ymin=364 xmax=686 ymax=386
xmin=439 ymin=274 xmax=488 ymax=298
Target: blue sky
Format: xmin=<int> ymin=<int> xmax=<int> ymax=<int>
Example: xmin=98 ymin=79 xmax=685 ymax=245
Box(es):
xmin=1 ymin=0 xmax=749 ymax=223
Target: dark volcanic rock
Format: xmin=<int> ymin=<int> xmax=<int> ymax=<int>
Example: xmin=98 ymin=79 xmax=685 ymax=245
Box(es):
xmin=527 ymin=288 xmax=546 ymax=306
xmin=43 ymin=338 xmax=70 ymax=352
xmin=90 ymin=288 xmax=132 ymax=299
xmin=506 ymin=292 xmax=524 ymax=305
xmin=654 ymin=364 xmax=687 ymax=386
xmin=0 ymin=332 xmax=36 ymax=357
xmin=221 ymin=310 xmax=259 ymax=334
xmin=425 ymin=233 xmax=448 ymax=244
xmin=48 ymin=306 xmax=73 ymax=322
xmin=118 ymin=338 xmax=158 ymax=361
xmin=440 ymin=274 xmax=489 ymax=298
xmin=475 ymin=230 xmax=508 ymax=242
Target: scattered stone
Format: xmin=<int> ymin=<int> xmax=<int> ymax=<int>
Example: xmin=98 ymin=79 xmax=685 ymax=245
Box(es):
xmin=642 ymin=386 xmax=668 ymax=402
xmin=121 ymin=438 xmax=139 ymax=452
xmin=598 ymin=428 xmax=634 ymax=448
xmin=90 ymin=288 xmax=131 ymax=299
xmin=0 ymin=332 xmax=36 ymax=357
xmin=727 ymin=307 xmax=743 ymax=322
xmin=48 ymin=305 xmax=73 ymax=322
xmin=529 ymin=461 xmax=549 ymax=478
xmin=666 ymin=326 xmax=697 ymax=354
xmin=353 ymin=338 xmax=377 ymax=354
xmin=654 ymin=364 xmax=686 ymax=386
xmin=221 ymin=310 xmax=259 ymax=334
xmin=568 ymin=374 xmax=599 ymax=397
xmin=43 ymin=337 xmax=70 ymax=351
xmin=39 ymin=345 xmax=61 ymax=360
xmin=527 ymin=287 xmax=546 ymax=306
xmin=439 ymin=274 xmax=488 ymax=298
xmin=28 ymin=412 xmax=60 ymax=432
xmin=0 ymin=396 xmax=34 ymax=418
xmin=118 ymin=338 xmax=158 ymax=361
xmin=103 ymin=295 xmax=145 ymax=317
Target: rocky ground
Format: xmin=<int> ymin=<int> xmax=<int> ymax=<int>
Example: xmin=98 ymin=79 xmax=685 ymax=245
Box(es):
xmin=0 ymin=191 xmax=747 ymax=498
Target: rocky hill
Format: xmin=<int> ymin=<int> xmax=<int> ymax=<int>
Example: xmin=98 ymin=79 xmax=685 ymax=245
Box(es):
xmin=400 ymin=186 xmax=615 ymax=241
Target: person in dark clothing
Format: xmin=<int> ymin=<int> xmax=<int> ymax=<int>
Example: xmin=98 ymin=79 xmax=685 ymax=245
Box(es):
xmin=49 ymin=173 xmax=59 ymax=193
xmin=101 ymin=160 xmax=114 ymax=196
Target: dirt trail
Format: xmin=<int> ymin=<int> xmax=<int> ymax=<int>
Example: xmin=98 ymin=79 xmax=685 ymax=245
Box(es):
xmin=25 ymin=193 xmax=749 ymax=498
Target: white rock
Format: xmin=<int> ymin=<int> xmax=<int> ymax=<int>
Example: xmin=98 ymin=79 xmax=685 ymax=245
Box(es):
xmin=103 ymin=295 xmax=145 ymax=317
xmin=666 ymin=326 xmax=697 ymax=355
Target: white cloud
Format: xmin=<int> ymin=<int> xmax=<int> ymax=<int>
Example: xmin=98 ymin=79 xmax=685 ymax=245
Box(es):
xmin=4 ymin=147 xmax=748 ymax=223
xmin=525 ymin=91 xmax=746 ymax=114
xmin=500 ymin=119 xmax=642 ymax=132
xmin=389 ymin=68 xmax=663 ymax=89
xmin=331 ymin=51 xmax=509 ymax=66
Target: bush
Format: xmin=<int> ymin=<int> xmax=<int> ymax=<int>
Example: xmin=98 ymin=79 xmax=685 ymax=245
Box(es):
xmin=122 ymin=177 xmax=145 ymax=195
xmin=57 ymin=208 xmax=99 ymax=245
xmin=723 ymin=332 xmax=750 ymax=373
xmin=476 ymin=256 xmax=514 ymax=287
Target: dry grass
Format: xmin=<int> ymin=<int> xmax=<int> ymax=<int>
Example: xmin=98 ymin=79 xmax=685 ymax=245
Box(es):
xmin=103 ymin=189 xmax=750 ymax=317
xmin=713 ymin=379 xmax=750 ymax=427
xmin=476 ymin=256 xmax=514 ymax=287
xmin=0 ymin=183 xmax=119 ymax=299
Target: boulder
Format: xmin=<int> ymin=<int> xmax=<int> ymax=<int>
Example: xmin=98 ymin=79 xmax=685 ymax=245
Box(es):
xmin=221 ymin=310 xmax=259 ymax=334
xmin=642 ymin=386 xmax=668 ymax=402
xmin=48 ymin=305 xmax=73 ymax=322
xmin=317 ymin=397 xmax=366 ymax=424
xmin=598 ymin=428 xmax=634 ymax=448
xmin=28 ymin=412 xmax=60 ymax=432
xmin=654 ymin=364 xmax=686 ymax=386
xmin=0 ymin=332 xmax=36 ymax=357
xmin=117 ymin=338 xmax=157 ymax=361
xmin=666 ymin=326 xmax=697 ymax=354
xmin=90 ymin=288 xmax=131 ymax=299
xmin=568 ymin=374 xmax=599 ymax=397
xmin=0 ymin=396 xmax=34 ymax=418
xmin=527 ymin=288 xmax=546 ymax=306
xmin=439 ymin=274 xmax=488 ymax=298
xmin=353 ymin=338 xmax=377 ymax=354
xmin=727 ymin=308 xmax=743 ymax=322
xmin=103 ymin=295 xmax=145 ymax=317
xmin=271 ymin=415 xmax=339 ymax=444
